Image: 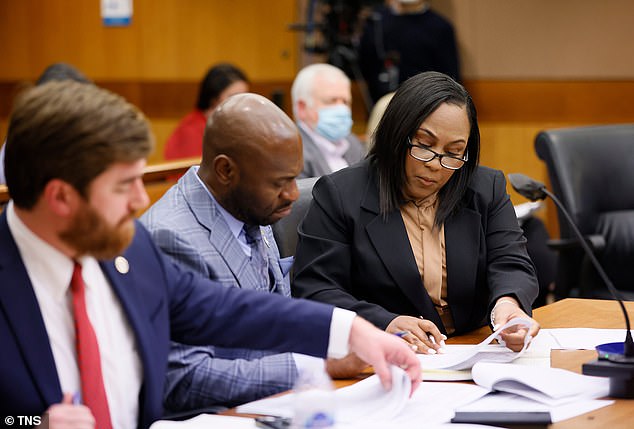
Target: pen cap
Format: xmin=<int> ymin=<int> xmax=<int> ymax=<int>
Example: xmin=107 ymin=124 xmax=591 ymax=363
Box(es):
xmin=292 ymin=360 xmax=335 ymax=428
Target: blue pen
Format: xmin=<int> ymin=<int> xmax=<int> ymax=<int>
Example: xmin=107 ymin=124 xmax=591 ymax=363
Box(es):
xmin=72 ymin=391 xmax=82 ymax=405
xmin=394 ymin=330 xmax=419 ymax=351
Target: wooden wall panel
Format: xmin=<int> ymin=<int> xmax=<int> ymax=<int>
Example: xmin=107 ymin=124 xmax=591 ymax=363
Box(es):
xmin=466 ymin=81 xmax=634 ymax=123
xmin=436 ymin=0 xmax=634 ymax=79
xmin=3 ymin=0 xmax=634 ymax=240
xmin=0 ymin=0 xmax=297 ymax=81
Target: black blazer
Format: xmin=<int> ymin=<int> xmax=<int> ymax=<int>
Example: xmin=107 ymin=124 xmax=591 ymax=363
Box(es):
xmin=292 ymin=159 xmax=538 ymax=335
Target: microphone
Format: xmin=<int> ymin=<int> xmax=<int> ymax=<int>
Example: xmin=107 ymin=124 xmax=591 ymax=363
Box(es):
xmin=508 ymin=173 xmax=634 ymax=398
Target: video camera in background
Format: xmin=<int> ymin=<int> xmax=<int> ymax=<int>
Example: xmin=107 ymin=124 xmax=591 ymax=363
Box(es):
xmin=289 ymin=0 xmax=382 ymax=113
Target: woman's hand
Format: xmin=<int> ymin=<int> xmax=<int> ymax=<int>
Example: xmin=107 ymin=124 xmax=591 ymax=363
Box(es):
xmin=386 ymin=315 xmax=446 ymax=354
xmin=491 ymin=297 xmax=541 ymax=352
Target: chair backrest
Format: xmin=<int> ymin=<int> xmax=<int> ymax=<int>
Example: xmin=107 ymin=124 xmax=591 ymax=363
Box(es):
xmin=535 ymin=124 xmax=634 ymax=295
xmin=272 ymin=176 xmax=319 ymax=258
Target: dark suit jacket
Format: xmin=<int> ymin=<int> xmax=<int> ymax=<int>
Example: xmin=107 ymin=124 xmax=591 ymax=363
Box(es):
xmin=0 ymin=214 xmax=333 ymax=429
xmin=292 ymin=160 xmax=538 ymax=335
xmin=298 ymin=126 xmax=366 ymax=178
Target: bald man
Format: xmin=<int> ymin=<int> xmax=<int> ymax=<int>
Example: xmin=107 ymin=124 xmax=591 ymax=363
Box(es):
xmin=140 ymin=94 xmax=366 ymax=414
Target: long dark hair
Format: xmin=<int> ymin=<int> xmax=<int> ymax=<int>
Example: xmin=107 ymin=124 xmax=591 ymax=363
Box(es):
xmin=368 ymin=71 xmax=480 ymax=225
xmin=196 ymin=63 xmax=248 ymax=110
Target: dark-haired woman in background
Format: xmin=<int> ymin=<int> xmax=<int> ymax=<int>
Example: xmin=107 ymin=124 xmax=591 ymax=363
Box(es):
xmin=292 ymin=71 xmax=540 ymax=354
xmin=164 ymin=63 xmax=249 ymax=160
xmin=0 ymin=62 xmax=92 ymax=185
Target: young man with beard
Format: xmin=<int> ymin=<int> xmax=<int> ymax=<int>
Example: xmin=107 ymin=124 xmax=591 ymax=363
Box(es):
xmin=0 ymin=81 xmax=420 ymax=429
xmin=141 ymin=93 xmax=367 ymax=413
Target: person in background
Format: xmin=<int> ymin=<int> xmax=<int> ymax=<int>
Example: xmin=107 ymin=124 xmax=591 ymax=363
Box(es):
xmin=164 ymin=63 xmax=249 ymax=160
xmin=290 ymin=63 xmax=366 ymax=178
xmin=293 ymin=71 xmax=540 ymax=355
xmin=358 ymin=0 xmax=461 ymax=104
xmin=0 ymin=80 xmax=421 ymax=429
xmin=0 ymin=62 xmax=91 ymax=185
xmin=141 ymin=93 xmax=367 ymax=413
xmin=365 ymin=91 xmax=395 ymax=145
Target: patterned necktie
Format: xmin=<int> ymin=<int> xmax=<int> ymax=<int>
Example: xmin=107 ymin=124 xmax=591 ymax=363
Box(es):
xmin=70 ymin=261 xmax=113 ymax=429
xmin=243 ymin=224 xmax=271 ymax=291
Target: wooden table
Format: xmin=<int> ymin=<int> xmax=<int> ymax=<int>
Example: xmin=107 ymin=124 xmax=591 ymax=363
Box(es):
xmin=528 ymin=298 xmax=634 ymax=428
xmin=440 ymin=298 xmax=634 ymax=428
xmin=226 ymin=298 xmax=634 ymax=428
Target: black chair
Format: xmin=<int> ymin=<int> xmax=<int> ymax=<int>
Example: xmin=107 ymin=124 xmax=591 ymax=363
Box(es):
xmin=272 ymin=177 xmax=319 ymax=258
xmin=535 ymin=124 xmax=634 ymax=300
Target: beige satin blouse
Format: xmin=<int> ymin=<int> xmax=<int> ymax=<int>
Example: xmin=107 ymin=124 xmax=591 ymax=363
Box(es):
xmin=400 ymin=195 xmax=455 ymax=334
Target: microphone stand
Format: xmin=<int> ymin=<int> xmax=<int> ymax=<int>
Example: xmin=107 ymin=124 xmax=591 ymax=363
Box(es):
xmin=508 ymin=173 xmax=634 ymax=398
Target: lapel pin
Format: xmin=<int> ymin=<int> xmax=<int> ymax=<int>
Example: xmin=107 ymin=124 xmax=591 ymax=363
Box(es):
xmin=114 ymin=256 xmax=129 ymax=274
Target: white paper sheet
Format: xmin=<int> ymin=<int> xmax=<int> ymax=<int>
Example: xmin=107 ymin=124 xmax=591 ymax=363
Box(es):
xmin=418 ymin=318 xmax=534 ymax=371
xmin=150 ymin=414 xmax=256 ymax=429
xmin=238 ymin=365 xmax=412 ymax=422
xmin=237 ymin=367 xmax=490 ymax=428
xmin=471 ymin=362 xmax=610 ymax=405
xmin=529 ymin=328 xmax=634 ymax=350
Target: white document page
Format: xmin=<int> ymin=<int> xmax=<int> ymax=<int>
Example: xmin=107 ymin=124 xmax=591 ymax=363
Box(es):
xmin=237 ymin=365 xmax=411 ymax=421
xmin=385 ymin=382 xmax=489 ymax=428
xmin=418 ymin=318 xmax=534 ymax=371
xmin=150 ymin=414 xmax=256 ymax=429
xmin=238 ymin=367 xmax=490 ymax=428
xmin=529 ymin=328 xmax=634 ymax=350
xmin=471 ymin=362 xmax=610 ymax=406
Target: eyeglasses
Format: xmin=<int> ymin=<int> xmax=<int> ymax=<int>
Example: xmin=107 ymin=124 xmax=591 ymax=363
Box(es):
xmin=406 ymin=138 xmax=468 ymax=170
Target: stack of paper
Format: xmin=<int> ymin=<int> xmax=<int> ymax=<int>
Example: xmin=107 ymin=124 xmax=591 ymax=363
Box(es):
xmin=237 ymin=366 xmax=490 ymax=428
xmin=418 ymin=317 xmax=534 ymax=380
xmin=471 ymin=361 xmax=609 ymax=405
xmin=454 ymin=361 xmax=613 ymax=423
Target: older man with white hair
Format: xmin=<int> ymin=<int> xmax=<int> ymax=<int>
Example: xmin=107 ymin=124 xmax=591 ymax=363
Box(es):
xmin=291 ymin=63 xmax=366 ymax=178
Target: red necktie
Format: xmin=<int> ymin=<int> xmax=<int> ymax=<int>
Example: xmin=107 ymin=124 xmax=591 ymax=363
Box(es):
xmin=71 ymin=261 xmax=113 ymax=429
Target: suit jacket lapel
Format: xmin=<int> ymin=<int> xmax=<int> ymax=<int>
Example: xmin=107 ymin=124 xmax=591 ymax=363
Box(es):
xmin=0 ymin=213 xmax=62 ymax=406
xmin=445 ymin=199 xmax=481 ymax=327
xmin=299 ymin=128 xmax=331 ymax=177
xmin=360 ymin=176 xmax=444 ymax=330
xmin=100 ymin=251 xmax=166 ymax=429
xmin=180 ymin=169 xmax=267 ymax=290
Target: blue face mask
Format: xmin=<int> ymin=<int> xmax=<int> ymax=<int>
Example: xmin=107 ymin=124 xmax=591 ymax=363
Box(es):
xmin=315 ymin=104 xmax=353 ymax=142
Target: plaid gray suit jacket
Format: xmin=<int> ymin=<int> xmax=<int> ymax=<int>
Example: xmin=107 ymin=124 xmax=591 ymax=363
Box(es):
xmin=140 ymin=167 xmax=297 ymax=412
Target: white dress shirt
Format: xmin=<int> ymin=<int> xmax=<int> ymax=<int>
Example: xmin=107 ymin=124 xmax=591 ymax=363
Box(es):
xmin=7 ymin=202 xmax=142 ymax=429
xmin=6 ymin=200 xmax=355 ymax=426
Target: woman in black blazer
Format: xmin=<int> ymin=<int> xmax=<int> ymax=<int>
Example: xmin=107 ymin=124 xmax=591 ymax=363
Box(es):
xmin=292 ymin=72 xmax=540 ymax=354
